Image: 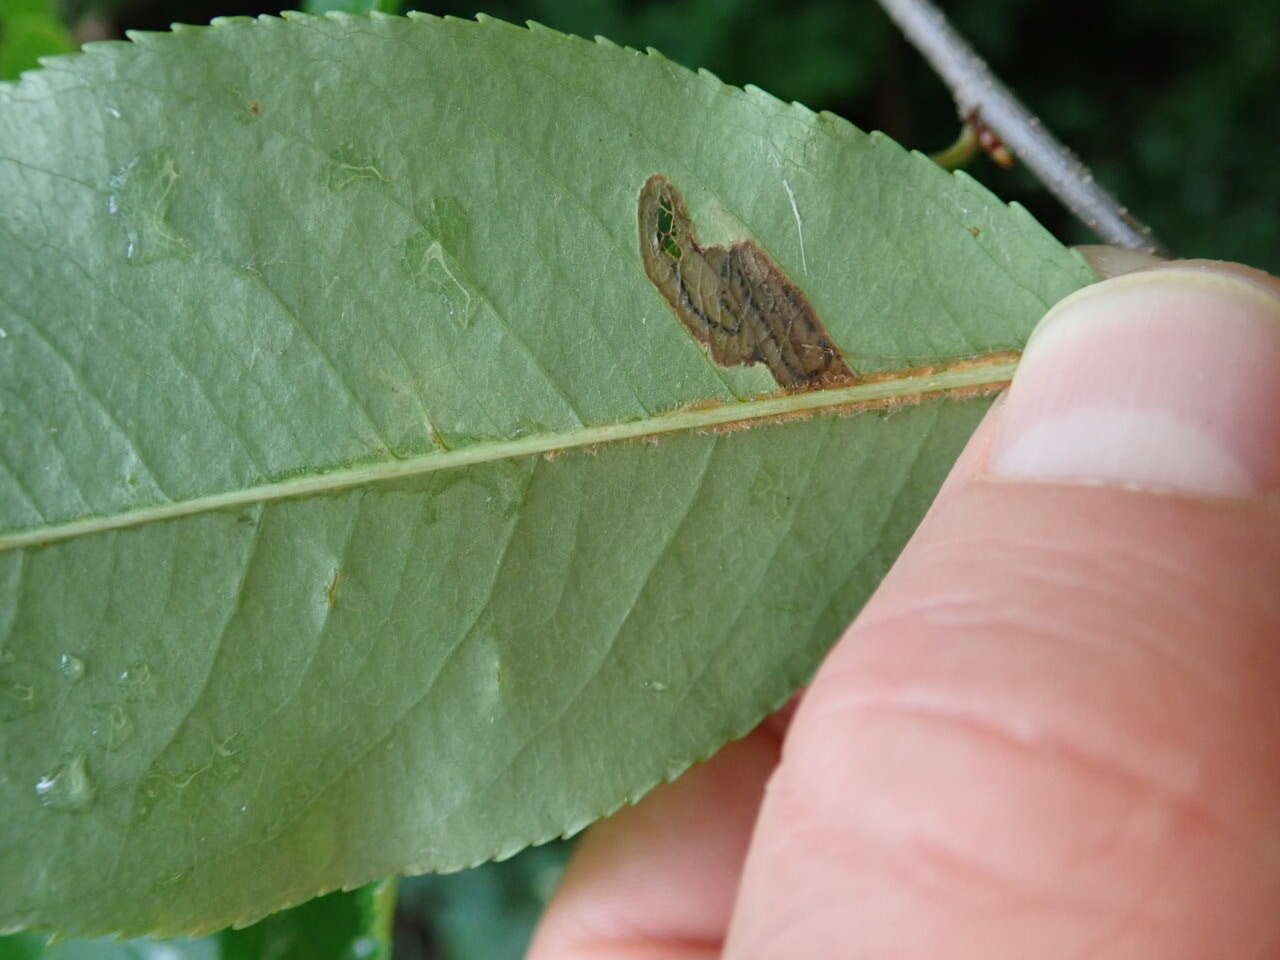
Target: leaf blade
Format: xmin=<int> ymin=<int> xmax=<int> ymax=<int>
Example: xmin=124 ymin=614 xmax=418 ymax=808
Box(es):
xmin=0 ymin=13 xmax=1093 ymax=938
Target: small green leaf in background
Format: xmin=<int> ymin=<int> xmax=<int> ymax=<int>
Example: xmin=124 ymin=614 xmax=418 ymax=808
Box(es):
xmin=220 ymin=880 xmax=394 ymax=960
xmin=0 ymin=882 xmax=393 ymax=960
xmin=0 ymin=11 xmax=1094 ymax=940
xmin=302 ymin=0 xmax=401 ymax=16
xmin=0 ymin=0 xmax=74 ymax=80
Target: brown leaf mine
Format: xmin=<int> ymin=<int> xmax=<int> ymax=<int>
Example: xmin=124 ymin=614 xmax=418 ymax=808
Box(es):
xmin=638 ymin=175 xmax=855 ymax=389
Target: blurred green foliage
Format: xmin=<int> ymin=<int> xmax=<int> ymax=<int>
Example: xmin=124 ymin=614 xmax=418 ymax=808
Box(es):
xmin=300 ymin=0 xmax=397 ymax=15
xmin=0 ymin=883 xmax=396 ymax=960
xmin=393 ymin=844 xmax=568 ymax=959
xmin=0 ymin=0 xmax=73 ymax=79
xmin=219 ymin=880 xmax=395 ymax=960
xmin=0 ymin=0 xmax=1275 ymax=955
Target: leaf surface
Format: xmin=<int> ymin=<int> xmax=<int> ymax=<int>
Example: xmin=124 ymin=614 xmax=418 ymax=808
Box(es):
xmin=0 ymin=12 xmax=1093 ymax=937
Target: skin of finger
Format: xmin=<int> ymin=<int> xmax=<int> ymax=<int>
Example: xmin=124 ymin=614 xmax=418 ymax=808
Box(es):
xmin=725 ymin=483 xmax=1280 ymax=959
xmin=526 ymin=727 xmax=783 ymax=960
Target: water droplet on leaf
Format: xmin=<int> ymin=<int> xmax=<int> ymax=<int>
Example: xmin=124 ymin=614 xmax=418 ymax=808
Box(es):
xmin=58 ymin=653 xmax=85 ymax=681
xmin=117 ymin=661 xmax=157 ymax=706
xmin=119 ymin=661 xmax=150 ymax=684
xmin=35 ymin=754 xmax=95 ymax=811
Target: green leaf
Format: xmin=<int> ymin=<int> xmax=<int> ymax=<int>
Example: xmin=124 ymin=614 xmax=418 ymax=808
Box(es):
xmin=301 ymin=0 xmax=401 ymax=17
xmin=0 ymin=12 xmax=1094 ymax=939
xmin=0 ymin=882 xmax=393 ymax=960
xmin=218 ymin=880 xmax=393 ymax=960
xmin=0 ymin=0 xmax=75 ymax=81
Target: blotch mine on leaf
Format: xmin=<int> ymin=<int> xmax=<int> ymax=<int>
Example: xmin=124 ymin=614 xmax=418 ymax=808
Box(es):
xmin=401 ymin=230 xmax=477 ymax=329
xmin=325 ymin=143 xmax=388 ymax=191
xmin=104 ymin=148 xmax=191 ymax=265
xmin=638 ymin=175 xmax=855 ymax=390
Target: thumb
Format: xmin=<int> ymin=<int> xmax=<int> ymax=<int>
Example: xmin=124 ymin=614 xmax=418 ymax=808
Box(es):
xmin=726 ymin=262 xmax=1280 ymax=958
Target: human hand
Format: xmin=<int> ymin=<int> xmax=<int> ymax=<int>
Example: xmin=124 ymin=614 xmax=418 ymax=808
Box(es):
xmin=526 ymin=260 xmax=1280 ymax=959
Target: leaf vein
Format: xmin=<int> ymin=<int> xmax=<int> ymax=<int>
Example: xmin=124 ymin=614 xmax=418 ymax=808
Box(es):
xmin=0 ymin=360 xmax=1017 ymax=551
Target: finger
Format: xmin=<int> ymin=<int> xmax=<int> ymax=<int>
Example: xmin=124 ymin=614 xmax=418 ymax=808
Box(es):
xmin=526 ymin=723 xmax=784 ymax=960
xmin=727 ymin=261 xmax=1280 ymax=958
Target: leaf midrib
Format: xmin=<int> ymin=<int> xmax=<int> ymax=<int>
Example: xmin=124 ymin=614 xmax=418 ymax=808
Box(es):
xmin=2 ymin=355 xmax=1017 ymax=551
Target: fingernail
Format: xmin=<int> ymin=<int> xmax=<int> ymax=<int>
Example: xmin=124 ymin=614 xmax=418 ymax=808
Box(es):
xmin=990 ymin=263 xmax=1280 ymax=496
xmin=1072 ymin=244 xmax=1167 ymax=280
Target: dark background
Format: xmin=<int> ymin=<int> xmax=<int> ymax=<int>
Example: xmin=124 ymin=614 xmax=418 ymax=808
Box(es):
xmin=3 ymin=0 xmax=1277 ymax=956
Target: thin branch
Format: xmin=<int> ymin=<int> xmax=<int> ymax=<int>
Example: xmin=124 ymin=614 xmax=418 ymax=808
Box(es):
xmin=875 ymin=0 xmax=1167 ymax=256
